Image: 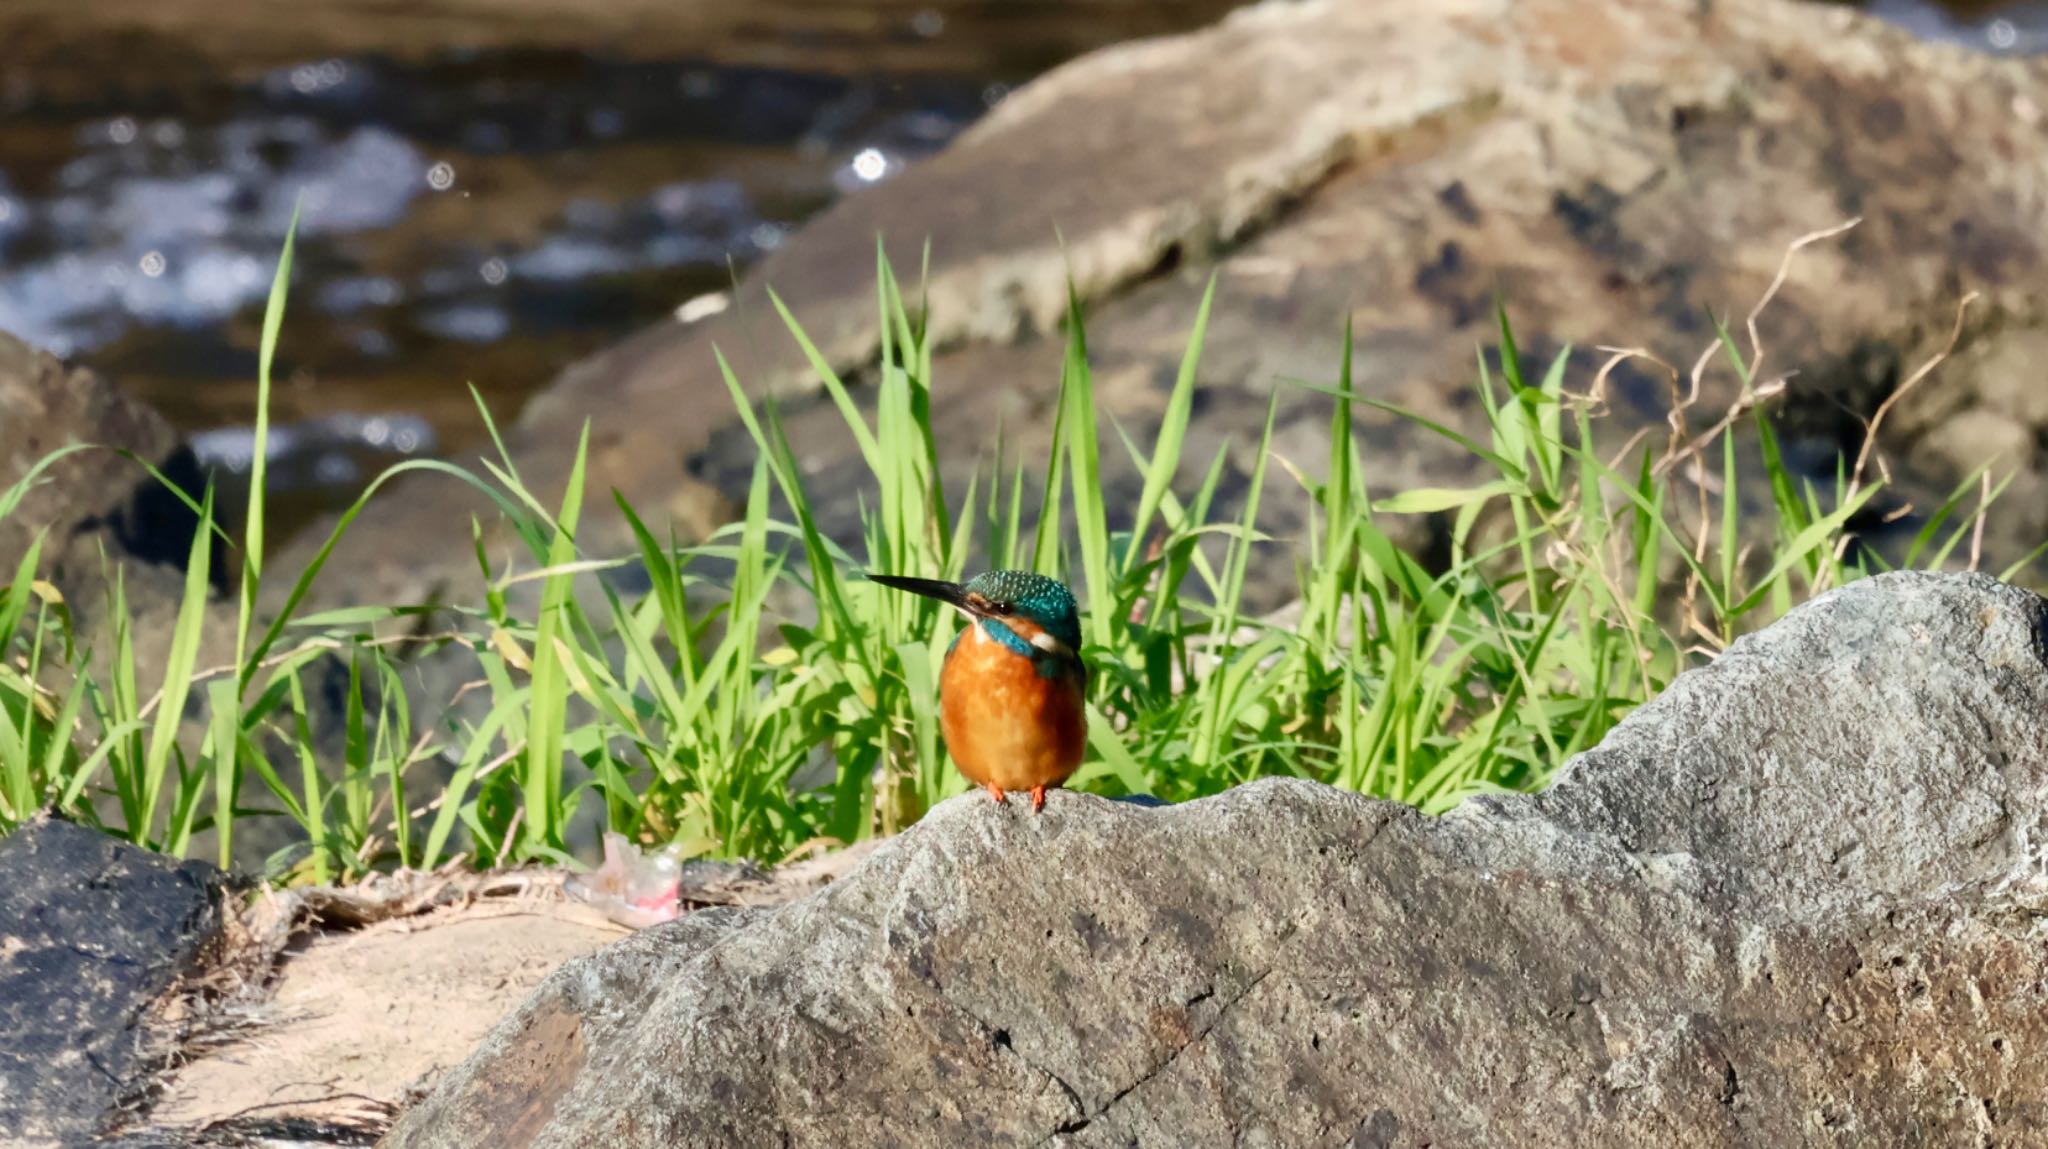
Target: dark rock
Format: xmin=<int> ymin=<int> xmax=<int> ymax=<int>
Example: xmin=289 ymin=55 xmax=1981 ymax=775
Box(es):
xmin=0 ymin=814 xmax=233 ymax=1142
xmin=0 ymin=329 xmax=197 ymax=584
xmin=381 ymin=570 xmax=2048 ymax=1147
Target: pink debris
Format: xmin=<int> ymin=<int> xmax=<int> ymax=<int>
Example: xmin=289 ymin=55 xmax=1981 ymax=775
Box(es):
xmin=561 ymin=832 xmax=685 ymax=929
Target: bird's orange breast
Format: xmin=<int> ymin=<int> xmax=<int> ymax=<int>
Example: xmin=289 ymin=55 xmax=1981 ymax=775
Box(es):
xmin=939 ymin=620 xmax=1087 ymax=793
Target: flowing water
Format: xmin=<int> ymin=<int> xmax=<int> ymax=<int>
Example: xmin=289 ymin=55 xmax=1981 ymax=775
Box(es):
xmin=0 ymin=0 xmax=2036 ymax=538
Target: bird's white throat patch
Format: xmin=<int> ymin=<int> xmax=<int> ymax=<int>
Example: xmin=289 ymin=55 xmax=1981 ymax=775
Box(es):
xmin=967 ymin=615 xmax=1070 ymax=660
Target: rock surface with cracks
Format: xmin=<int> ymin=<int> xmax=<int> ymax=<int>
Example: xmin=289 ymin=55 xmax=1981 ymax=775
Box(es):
xmin=382 ymin=570 xmax=2048 ymax=1147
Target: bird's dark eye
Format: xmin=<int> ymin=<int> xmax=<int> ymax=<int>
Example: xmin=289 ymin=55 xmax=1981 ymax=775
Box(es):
xmin=989 ymin=601 xmax=1012 ymax=615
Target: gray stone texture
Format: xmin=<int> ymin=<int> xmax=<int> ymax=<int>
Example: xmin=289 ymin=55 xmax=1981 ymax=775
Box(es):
xmin=382 ymin=570 xmax=2048 ymax=1147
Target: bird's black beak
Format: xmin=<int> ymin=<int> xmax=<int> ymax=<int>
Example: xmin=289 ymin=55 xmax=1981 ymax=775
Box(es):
xmin=865 ymin=573 xmax=979 ymax=616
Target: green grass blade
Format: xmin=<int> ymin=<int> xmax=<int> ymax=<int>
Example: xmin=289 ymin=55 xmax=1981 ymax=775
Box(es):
xmin=520 ymin=423 xmax=592 ymax=855
xmin=1059 ymin=283 xmax=1115 ymax=656
xmin=142 ymin=484 xmax=217 ymax=844
xmin=1126 ymin=272 xmax=1216 ymax=577
xmin=237 ymin=199 xmax=299 ymax=671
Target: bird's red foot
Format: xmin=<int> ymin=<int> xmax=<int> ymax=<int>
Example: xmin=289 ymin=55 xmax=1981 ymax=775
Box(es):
xmin=1031 ymin=785 xmax=1047 ymax=813
xmin=983 ymin=781 xmax=1006 ymax=805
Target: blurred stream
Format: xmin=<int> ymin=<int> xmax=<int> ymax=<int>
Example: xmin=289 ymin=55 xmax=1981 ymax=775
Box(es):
xmin=0 ymin=0 xmax=2038 ymax=540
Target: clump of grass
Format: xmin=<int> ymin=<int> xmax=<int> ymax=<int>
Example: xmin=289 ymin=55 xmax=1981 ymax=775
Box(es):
xmin=0 ymin=223 xmax=2034 ymax=880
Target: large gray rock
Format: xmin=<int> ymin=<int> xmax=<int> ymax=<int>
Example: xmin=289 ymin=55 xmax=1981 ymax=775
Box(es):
xmin=278 ymin=0 xmax=2048 ymax=621
xmin=380 ymin=569 xmax=2048 ymax=1147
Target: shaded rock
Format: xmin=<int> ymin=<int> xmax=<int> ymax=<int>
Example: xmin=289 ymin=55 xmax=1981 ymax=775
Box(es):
xmin=0 ymin=814 xmax=232 ymax=1143
xmin=1885 ymin=306 xmax=2048 ymax=569
xmin=382 ymin=569 xmax=2048 ymax=1147
xmin=0 ymin=335 xmax=386 ymax=863
xmin=0 ymin=329 xmax=200 ymax=582
xmin=278 ymin=0 xmax=2048 ymax=622
xmin=0 ymin=330 xmax=223 ymax=699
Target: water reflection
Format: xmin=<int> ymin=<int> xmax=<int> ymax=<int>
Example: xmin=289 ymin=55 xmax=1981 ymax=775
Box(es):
xmin=1863 ymin=0 xmax=2048 ymax=51
xmin=0 ymin=0 xmax=2038 ymax=540
xmin=0 ymin=53 xmax=978 ymax=357
xmin=0 ymin=47 xmax=991 ymax=532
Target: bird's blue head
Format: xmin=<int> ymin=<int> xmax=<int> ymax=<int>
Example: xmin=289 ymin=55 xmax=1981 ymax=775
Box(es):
xmin=865 ymin=568 xmax=1082 ymax=660
xmin=961 ymin=569 xmax=1082 ymax=655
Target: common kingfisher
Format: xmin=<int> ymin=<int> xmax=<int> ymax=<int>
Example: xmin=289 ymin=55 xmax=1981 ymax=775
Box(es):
xmin=867 ymin=570 xmax=1088 ymax=812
